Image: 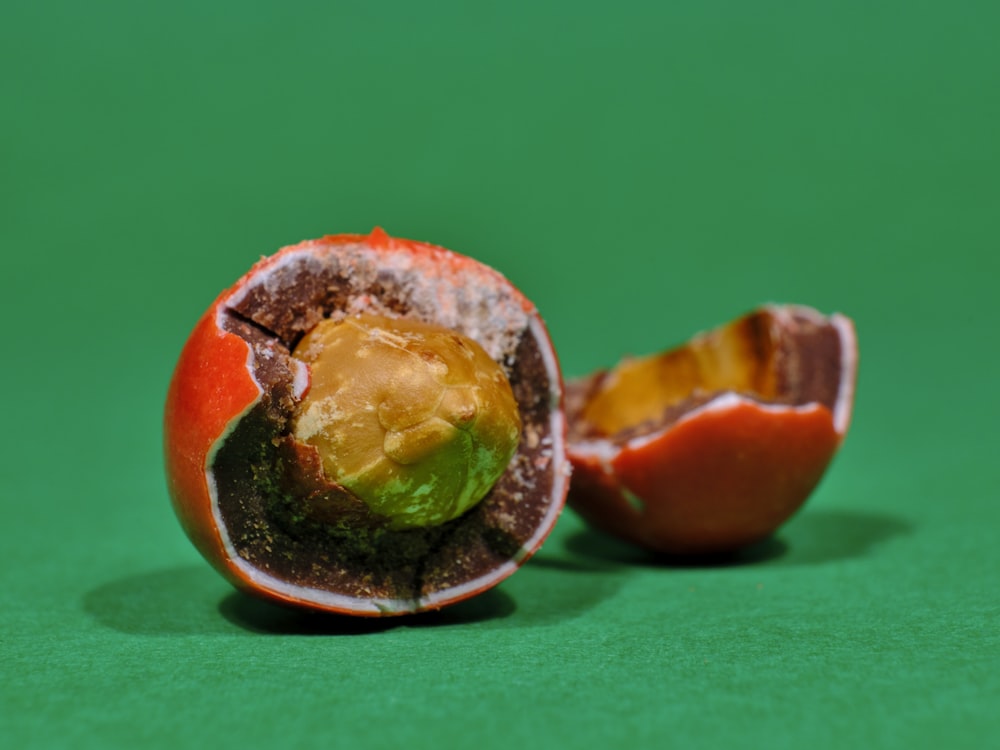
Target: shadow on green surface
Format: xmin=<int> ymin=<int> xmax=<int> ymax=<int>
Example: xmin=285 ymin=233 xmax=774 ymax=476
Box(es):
xmin=560 ymin=529 xmax=787 ymax=569
xmin=774 ymin=508 xmax=913 ymax=565
xmin=82 ymin=564 xmax=519 ymax=636
xmin=219 ymin=586 xmax=516 ymax=635
xmin=563 ymin=509 xmax=912 ymax=568
xmin=497 ymin=553 xmax=628 ymax=624
xmin=83 ymin=565 xmax=242 ymax=636
xmin=83 ymin=508 xmax=901 ymax=636
xmin=219 ymin=555 xmax=631 ymax=632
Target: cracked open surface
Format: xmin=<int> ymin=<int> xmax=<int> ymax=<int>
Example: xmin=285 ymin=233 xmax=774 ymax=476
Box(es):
xmin=208 ymin=242 xmax=561 ymax=604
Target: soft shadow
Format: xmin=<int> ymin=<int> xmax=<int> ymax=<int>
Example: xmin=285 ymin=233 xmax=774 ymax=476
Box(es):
xmin=495 ymin=554 xmax=628 ymax=625
xmin=219 ymin=586 xmax=516 ymax=635
xmin=564 ymin=528 xmax=787 ymax=568
xmin=83 ymin=563 xmax=518 ymax=637
xmin=775 ymin=508 xmax=914 ymax=565
xmin=564 ymin=509 xmax=911 ymax=568
xmin=83 ymin=565 xmax=239 ymax=636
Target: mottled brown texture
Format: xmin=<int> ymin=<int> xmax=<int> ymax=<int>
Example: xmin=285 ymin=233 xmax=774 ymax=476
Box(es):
xmin=772 ymin=309 xmax=843 ymax=415
xmin=567 ymin=307 xmax=845 ymax=442
xmin=210 ymin=247 xmax=559 ymax=602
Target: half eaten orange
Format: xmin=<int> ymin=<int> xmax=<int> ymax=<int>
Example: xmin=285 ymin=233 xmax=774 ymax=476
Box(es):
xmin=565 ymin=305 xmax=857 ymax=555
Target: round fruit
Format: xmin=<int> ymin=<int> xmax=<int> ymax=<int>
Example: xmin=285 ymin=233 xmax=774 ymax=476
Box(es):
xmin=164 ymin=229 xmax=569 ymax=615
xmin=565 ymin=304 xmax=857 ymax=555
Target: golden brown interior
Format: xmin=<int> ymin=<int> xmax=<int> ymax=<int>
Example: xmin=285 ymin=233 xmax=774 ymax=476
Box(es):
xmin=578 ymin=310 xmax=786 ymax=438
xmin=288 ymin=314 xmax=521 ymax=530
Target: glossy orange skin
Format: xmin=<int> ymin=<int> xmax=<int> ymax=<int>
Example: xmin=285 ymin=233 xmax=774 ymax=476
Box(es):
xmin=568 ymin=400 xmax=843 ymax=555
xmin=164 ymin=307 xmax=263 ymax=598
xmin=164 ymin=230 xmax=562 ymax=614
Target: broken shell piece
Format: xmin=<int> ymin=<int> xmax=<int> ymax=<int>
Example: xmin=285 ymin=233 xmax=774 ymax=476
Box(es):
xmin=566 ymin=305 xmax=857 ymax=555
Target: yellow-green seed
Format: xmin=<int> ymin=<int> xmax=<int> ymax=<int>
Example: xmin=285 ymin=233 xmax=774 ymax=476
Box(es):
xmin=290 ymin=314 xmax=521 ymax=530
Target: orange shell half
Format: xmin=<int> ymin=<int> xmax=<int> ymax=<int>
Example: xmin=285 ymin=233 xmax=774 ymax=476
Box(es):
xmin=567 ymin=305 xmax=857 ymax=555
xmin=164 ymin=229 xmax=568 ymax=615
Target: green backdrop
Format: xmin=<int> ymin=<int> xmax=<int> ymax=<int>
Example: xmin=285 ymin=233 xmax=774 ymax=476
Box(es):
xmin=3 ymin=1 xmax=997 ymax=748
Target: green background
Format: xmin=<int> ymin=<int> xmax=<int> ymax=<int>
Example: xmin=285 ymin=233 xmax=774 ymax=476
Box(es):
xmin=3 ymin=1 xmax=997 ymax=747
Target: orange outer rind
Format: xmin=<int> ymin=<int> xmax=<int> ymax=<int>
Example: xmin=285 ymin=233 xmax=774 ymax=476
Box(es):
xmin=164 ymin=229 xmax=568 ymax=615
xmin=567 ymin=305 xmax=857 ymax=555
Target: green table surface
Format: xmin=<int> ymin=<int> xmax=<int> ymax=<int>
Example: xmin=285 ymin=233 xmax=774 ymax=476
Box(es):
xmin=3 ymin=2 xmax=997 ymax=748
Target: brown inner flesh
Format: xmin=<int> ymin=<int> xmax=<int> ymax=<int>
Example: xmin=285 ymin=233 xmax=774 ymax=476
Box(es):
xmin=211 ymin=245 xmax=558 ymax=604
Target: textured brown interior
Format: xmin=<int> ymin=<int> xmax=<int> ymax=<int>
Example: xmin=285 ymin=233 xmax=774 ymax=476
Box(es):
xmin=567 ymin=308 xmax=844 ymax=442
xmin=211 ymin=245 xmax=558 ymax=603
